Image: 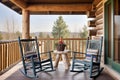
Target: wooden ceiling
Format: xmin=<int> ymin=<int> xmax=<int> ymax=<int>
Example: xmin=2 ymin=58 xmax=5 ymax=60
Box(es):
xmin=23 ymin=0 xmax=93 ymax=4
xmin=0 ymin=0 xmax=100 ymax=15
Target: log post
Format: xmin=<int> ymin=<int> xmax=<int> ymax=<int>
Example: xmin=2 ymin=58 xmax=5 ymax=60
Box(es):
xmin=22 ymin=9 xmax=30 ymax=39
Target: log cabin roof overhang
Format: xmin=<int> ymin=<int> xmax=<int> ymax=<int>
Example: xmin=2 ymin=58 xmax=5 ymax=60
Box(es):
xmin=0 ymin=0 xmax=101 ymax=15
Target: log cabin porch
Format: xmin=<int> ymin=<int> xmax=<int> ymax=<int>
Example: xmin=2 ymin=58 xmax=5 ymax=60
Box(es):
xmin=0 ymin=38 xmax=115 ymax=80
xmin=0 ymin=0 xmax=120 ymax=80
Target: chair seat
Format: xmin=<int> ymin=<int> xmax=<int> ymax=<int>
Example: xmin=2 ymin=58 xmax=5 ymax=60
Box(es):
xmin=24 ymin=54 xmax=37 ymax=59
xmin=74 ymin=59 xmax=91 ymax=65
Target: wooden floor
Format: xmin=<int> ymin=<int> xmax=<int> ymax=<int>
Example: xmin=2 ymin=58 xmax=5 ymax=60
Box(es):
xmin=0 ymin=62 xmax=115 ymax=80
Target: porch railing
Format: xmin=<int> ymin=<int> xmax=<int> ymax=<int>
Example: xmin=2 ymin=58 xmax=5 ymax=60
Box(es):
xmin=38 ymin=38 xmax=87 ymax=60
xmin=0 ymin=38 xmax=87 ymax=74
xmin=0 ymin=40 xmax=20 ymax=74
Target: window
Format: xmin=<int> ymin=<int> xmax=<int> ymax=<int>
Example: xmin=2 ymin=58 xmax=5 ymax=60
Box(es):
xmin=114 ymin=0 xmax=120 ymax=63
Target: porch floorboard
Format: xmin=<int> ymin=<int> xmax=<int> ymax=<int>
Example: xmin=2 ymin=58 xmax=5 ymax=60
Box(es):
xmin=0 ymin=62 xmax=114 ymax=80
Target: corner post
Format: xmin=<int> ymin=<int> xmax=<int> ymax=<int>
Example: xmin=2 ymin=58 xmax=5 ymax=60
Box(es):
xmin=22 ymin=9 xmax=30 ymax=39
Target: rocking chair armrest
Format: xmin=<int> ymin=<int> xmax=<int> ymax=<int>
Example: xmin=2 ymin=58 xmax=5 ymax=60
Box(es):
xmin=72 ymin=51 xmax=85 ymax=59
xmin=40 ymin=51 xmax=53 ymax=54
xmin=72 ymin=51 xmax=85 ymax=54
xmin=41 ymin=51 xmax=53 ymax=58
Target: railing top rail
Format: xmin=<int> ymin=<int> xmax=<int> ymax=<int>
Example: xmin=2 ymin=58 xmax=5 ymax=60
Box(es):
xmin=38 ymin=38 xmax=87 ymax=40
xmin=0 ymin=38 xmax=87 ymax=44
xmin=0 ymin=39 xmax=18 ymax=44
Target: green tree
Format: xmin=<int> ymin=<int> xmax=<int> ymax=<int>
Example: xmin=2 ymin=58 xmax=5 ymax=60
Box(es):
xmin=0 ymin=33 xmax=3 ymax=40
xmin=15 ymin=31 xmax=21 ymax=38
xmin=39 ymin=32 xmax=43 ymax=38
xmin=52 ymin=16 xmax=69 ymax=38
xmin=79 ymin=25 xmax=88 ymax=38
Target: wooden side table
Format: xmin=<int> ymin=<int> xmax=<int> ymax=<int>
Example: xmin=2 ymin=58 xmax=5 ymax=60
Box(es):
xmin=53 ymin=50 xmax=70 ymax=70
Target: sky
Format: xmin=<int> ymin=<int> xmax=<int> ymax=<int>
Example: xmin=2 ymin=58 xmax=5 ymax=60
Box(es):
xmin=0 ymin=3 xmax=88 ymax=33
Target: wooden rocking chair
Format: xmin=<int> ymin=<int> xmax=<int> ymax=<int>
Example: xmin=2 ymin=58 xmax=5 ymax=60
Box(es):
xmin=70 ymin=36 xmax=104 ymax=78
xmin=18 ymin=36 xmax=54 ymax=78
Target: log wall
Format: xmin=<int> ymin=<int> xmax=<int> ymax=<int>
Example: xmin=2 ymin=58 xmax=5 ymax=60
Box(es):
xmin=95 ymin=0 xmax=104 ymax=36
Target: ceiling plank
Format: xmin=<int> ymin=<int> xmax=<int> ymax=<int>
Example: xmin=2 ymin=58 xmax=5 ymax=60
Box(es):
xmin=11 ymin=5 xmax=19 ymax=9
xmin=26 ymin=4 xmax=92 ymax=12
xmin=24 ymin=0 xmax=93 ymax=4
xmin=2 ymin=0 xmax=8 ymax=3
xmin=10 ymin=0 xmax=27 ymax=9
xmin=93 ymin=0 xmax=102 ymax=6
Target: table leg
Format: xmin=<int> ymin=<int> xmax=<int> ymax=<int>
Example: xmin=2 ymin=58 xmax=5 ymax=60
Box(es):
xmin=54 ymin=54 xmax=61 ymax=68
xmin=62 ymin=54 xmax=69 ymax=70
xmin=66 ymin=54 xmax=70 ymax=66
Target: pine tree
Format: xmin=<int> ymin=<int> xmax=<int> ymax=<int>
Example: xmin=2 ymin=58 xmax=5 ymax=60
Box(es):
xmin=79 ymin=25 xmax=88 ymax=38
xmin=0 ymin=33 xmax=2 ymax=40
xmin=52 ymin=16 xmax=69 ymax=38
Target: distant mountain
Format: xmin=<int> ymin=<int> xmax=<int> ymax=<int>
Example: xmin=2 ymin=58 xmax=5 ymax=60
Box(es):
xmin=31 ymin=32 xmax=80 ymax=38
xmin=0 ymin=31 xmax=80 ymax=38
xmin=31 ymin=32 xmax=51 ymax=37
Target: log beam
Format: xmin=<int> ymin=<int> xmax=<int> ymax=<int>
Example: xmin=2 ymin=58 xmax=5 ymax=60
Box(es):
xmin=10 ymin=0 xmax=27 ymax=9
xmin=22 ymin=10 xmax=30 ymax=39
xmin=10 ymin=1 xmax=92 ymax=14
xmin=26 ymin=4 xmax=92 ymax=12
